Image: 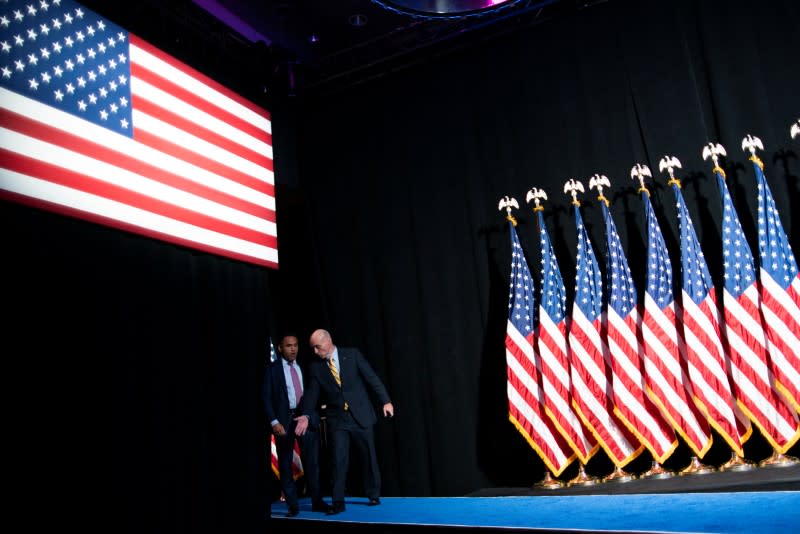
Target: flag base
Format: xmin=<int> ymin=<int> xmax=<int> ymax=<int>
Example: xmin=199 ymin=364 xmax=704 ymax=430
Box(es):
xmin=720 ymin=452 xmax=756 ymax=472
xmin=680 ymin=456 xmax=715 ymax=475
xmin=640 ymin=460 xmax=673 ymax=479
xmin=759 ymin=451 xmax=799 ymax=468
xmin=602 ymin=466 xmax=635 ymax=483
xmin=568 ymin=465 xmax=598 ymax=486
xmin=536 ymin=471 xmax=564 ymax=489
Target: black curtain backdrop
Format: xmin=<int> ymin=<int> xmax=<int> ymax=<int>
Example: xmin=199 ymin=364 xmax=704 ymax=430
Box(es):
xmin=292 ymin=0 xmax=800 ymax=496
xmin=3 ymin=0 xmax=798 ymax=531
xmin=4 ymin=201 xmax=272 ymax=533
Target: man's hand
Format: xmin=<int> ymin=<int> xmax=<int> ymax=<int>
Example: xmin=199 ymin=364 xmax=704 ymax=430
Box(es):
xmin=271 ymin=422 xmax=286 ymax=437
xmin=294 ymin=415 xmax=309 ymax=435
xmin=383 ymin=402 xmax=394 ymax=418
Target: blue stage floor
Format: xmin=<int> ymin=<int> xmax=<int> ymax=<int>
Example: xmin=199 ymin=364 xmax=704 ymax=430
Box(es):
xmin=271 ymin=491 xmax=800 ymax=533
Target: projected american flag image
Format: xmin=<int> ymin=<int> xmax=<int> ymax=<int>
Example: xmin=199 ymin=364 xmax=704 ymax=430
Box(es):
xmin=0 ymin=0 xmax=277 ymax=268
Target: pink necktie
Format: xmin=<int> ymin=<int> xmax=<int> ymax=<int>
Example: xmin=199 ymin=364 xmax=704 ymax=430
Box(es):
xmin=289 ymin=362 xmax=303 ymax=408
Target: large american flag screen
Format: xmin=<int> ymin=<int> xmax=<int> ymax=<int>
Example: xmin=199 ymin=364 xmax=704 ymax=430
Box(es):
xmin=1 ymin=0 xmax=278 ymax=268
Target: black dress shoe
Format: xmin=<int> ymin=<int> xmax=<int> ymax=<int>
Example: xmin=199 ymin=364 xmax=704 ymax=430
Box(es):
xmin=311 ymin=501 xmax=331 ymax=513
xmin=326 ymin=502 xmax=345 ymax=515
xmin=286 ymin=506 xmax=299 ymax=517
xmin=367 ymin=498 xmax=381 ymax=506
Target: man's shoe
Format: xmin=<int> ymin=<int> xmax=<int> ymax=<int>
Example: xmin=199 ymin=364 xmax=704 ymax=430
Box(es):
xmin=326 ymin=502 xmax=345 ymax=515
xmin=285 ymin=506 xmax=299 ymax=517
xmin=367 ymin=498 xmax=381 ymax=506
xmin=311 ymin=501 xmax=331 ymax=513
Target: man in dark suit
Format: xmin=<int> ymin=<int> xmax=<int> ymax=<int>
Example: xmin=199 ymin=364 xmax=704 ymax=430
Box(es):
xmin=295 ymin=329 xmax=394 ymax=515
xmin=263 ymin=333 xmax=330 ymax=516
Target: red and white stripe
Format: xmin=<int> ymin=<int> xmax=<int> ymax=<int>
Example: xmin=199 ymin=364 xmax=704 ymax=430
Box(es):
xmin=722 ymin=286 xmax=800 ymax=453
xmin=567 ymin=307 xmax=642 ymax=467
xmin=759 ymin=271 xmax=800 ymax=413
xmin=641 ymin=294 xmax=712 ymax=457
xmin=506 ymin=324 xmax=575 ymax=476
xmin=678 ymin=289 xmax=750 ymax=455
xmin=606 ymin=307 xmax=678 ymax=463
xmin=537 ymin=309 xmax=598 ymax=463
xmin=1 ymin=35 xmax=277 ymax=268
xmin=271 ymin=435 xmax=304 ymax=480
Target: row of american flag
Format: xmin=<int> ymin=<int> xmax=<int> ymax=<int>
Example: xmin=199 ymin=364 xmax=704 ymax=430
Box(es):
xmin=504 ymin=124 xmax=800 ymax=477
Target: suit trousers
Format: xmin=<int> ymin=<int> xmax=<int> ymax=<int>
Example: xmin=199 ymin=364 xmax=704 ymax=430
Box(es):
xmin=275 ymin=418 xmax=322 ymax=507
xmin=328 ymin=410 xmax=381 ymax=502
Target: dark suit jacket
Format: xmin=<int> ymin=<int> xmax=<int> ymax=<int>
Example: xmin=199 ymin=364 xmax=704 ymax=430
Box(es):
xmin=263 ymin=359 xmax=319 ymax=428
xmin=300 ymin=347 xmax=390 ymax=429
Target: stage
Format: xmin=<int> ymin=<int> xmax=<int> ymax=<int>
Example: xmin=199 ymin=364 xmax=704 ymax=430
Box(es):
xmin=271 ymin=464 xmax=800 ymax=533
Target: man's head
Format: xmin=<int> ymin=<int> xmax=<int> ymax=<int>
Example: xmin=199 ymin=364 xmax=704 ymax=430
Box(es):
xmin=277 ymin=334 xmax=299 ymax=362
xmin=309 ymin=329 xmax=334 ymax=359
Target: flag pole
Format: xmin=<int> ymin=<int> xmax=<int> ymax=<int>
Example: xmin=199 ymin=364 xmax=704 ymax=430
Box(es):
xmin=587 ymin=174 xmax=639 ymax=485
xmin=561 ymin=180 xmax=604 ymax=489
xmin=741 ymin=134 xmax=800 ymax=470
xmin=701 ymin=142 xmax=765 ymax=474
xmin=656 ymin=157 xmax=717 ymax=476
xmin=526 ymin=189 xmax=566 ymax=492
xmin=630 ymin=164 xmax=677 ymax=481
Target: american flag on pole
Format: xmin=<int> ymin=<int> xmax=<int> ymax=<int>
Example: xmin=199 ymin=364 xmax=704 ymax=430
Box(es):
xmin=565 ymin=196 xmax=641 ymax=467
xmin=710 ymin=161 xmax=800 ymax=453
xmin=667 ymin=173 xmax=750 ymax=455
xmin=596 ymin=189 xmax=677 ymax=464
xmin=0 ymin=0 xmax=278 ymax=268
xmin=749 ymin=155 xmax=800 ymax=413
xmin=268 ymin=338 xmax=304 ymax=479
xmin=638 ymin=186 xmax=712 ymax=458
xmin=533 ymin=206 xmax=598 ymax=464
xmin=504 ymin=215 xmax=575 ymax=476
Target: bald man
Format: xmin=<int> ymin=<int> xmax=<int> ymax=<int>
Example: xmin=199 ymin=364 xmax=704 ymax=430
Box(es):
xmin=295 ymin=329 xmax=393 ymax=515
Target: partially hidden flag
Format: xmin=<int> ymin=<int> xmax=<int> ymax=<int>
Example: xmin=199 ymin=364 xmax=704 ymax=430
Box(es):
xmin=750 ymin=156 xmax=800 ymax=413
xmin=638 ymin=188 xmax=712 ymax=458
xmin=0 ymin=0 xmax=278 ymax=268
xmin=269 ymin=337 xmax=279 ymax=364
xmin=711 ymin=163 xmax=800 ymax=453
xmin=505 ymin=217 xmax=575 ymax=476
xmin=566 ymin=202 xmax=642 ymax=467
xmin=669 ymin=177 xmax=750 ymax=455
xmin=270 ymin=435 xmax=304 ymax=480
xmin=597 ymin=193 xmax=677 ymax=464
xmin=534 ymin=207 xmax=598 ymax=464
xmin=268 ymin=337 xmax=304 ymax=479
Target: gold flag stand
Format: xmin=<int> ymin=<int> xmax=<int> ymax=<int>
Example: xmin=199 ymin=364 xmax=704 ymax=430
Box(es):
xmin=568 ymin=465 xmax=598 ymax=486
xmin=680 ymin=456 xmax=715 ymax=475
xmin=640 ymin=460 xmax=673 ymax=479
xmin=602 ymin=466 xmax=635 ymax=483
xmin=720 ymin=452 xmax=756 ymax=472
xmin=536 ymin=471 xmax=565 ymax=489
xmin=759 ymin=451 xmax=799 ymax=468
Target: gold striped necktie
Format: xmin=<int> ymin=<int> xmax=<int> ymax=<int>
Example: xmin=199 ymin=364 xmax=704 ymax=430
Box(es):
xmin=327 ymin=357 xmax=341 ymax=386
xmin=328 ymin=358 xmax=348 ymax=410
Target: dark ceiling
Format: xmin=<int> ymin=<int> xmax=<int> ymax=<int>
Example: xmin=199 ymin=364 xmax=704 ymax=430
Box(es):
xmin=80 ymin=0 xmax=604 ymax=102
